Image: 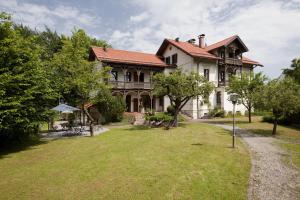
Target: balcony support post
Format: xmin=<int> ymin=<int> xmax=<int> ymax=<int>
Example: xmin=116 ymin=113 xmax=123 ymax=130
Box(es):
xmin=150 ymin=93 xmax=153 ymax=113
xmin=122 ymin=68 xmax=127 ymax=89
xmin=137 ymin=91 xmax=140 ymax=113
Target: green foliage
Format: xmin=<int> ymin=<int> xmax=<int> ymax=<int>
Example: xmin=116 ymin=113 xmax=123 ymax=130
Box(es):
xmin=153 ymin=69 xmax=214 ymax=127
xmin=262 ymin=115 xmax=291 ymax=125
xmin=0 ymin=12 xmax=112 ymax=142
xmin=166 ymin=105 xmax=176 ymax=116
xmin=208 ymin=108 xmax=225 ymax=118
xmin=145 ymin=112 xmax=173 ymax=122
xmin=94 ymin=86 xmax=126 ymax=124
xmin=227 ymin=72 xmax=266 ymax=122
xmin=244 ymin=110 xmax=271 ymax=117
xmin=0 ymin=12 xmax=56 ymax=140
xmin=283 ymin=58 xmax=300 ymax=84
xmin=255 ymin=77 xmax=300 ymax=134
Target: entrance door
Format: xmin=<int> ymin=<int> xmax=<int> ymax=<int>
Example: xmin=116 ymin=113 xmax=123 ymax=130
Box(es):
xmin=133 ymin=98 xmax=139 ymax=112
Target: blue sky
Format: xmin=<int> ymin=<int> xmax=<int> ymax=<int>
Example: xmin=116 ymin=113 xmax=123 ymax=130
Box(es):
xmin=1 ymin=0 xmax=300 ymax=78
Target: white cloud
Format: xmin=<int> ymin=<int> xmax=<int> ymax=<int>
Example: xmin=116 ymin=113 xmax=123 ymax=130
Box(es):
xmin=0 ymin=0 xmax=99 ymax=33
xmin=130 ymin=12 xmax=149 ymax=22
xmin=110 ymin=0 xmax=300 ymax=77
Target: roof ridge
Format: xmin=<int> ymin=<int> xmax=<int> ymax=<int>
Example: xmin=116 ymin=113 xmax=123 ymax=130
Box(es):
xmin=92 ymin=46 xmax=157 ymax=56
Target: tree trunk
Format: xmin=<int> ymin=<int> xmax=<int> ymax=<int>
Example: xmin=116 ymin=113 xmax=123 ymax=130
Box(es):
xmin=248 ymin=108 xmax=252 ymax=123
xmin=82 ymin=104 xmax=95 ymax=137
xmin=172 ymin=112 xmax=178 ymax=127
xmin=272 ymin=117 xmax=278 ymax=135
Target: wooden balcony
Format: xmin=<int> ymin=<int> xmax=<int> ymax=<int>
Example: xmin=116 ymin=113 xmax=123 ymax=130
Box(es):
xmin=110 ymin=81 xmax=152 ymax=89
xmin=219 ymin=58 xmax=242 ymax=66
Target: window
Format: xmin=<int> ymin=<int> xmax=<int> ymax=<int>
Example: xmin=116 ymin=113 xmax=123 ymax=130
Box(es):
xmin=172 ymin=54 xmax=178 ymax=65
xmin=216 ymin=92 xmax=222 ymax=105
xmin=219 ymin=71 xmax=225 ymax=82
xmin=126 ymin=72 xmax=132 ymax=82
xmin=111 ymin=71 xmax=118 ymax=81
xmin=165 ymin=56 xmax=171 ymax=65
xmin=159 ymin=97 xmax=164 ymax=106
xmin=220 ymin=50 xmax=225 ymax=58
xmin=139 ymin=73 xmax=144 ymax=82
xmin=204 ymin=69 xmax=209 ymax=80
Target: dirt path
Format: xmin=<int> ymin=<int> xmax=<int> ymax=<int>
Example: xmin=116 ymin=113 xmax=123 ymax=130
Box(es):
xmin=212 ymin=124 xmax=300 ymax=200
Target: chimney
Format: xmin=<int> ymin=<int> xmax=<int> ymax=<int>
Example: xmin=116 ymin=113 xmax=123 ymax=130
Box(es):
xmin=198 ymin=34 xmax=205 ymax=48
xmin=175 ymin=37 xmax=179 ymax=42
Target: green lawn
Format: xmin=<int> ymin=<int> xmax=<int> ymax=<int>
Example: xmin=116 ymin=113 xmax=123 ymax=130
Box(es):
xmin=211 ymin=116 xmax=300 ymax=169
xmin=0 ymin=123 xmax=250 ymax=200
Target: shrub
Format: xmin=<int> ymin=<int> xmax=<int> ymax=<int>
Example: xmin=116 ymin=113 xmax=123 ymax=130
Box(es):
xmin=94 ymin=88 xmax=126 ymax=124
xmin=145 ymin=112 xmax=173 ymax=122
xmin=236 ymin=111 xmax=242 ymax=117
xmin=208 ymin=108 xmax=225 ymax=118
xmin=262 ymin=115 xmax=291 ymax=125
xmin=167 ymin=105 xmax=176 ymax=116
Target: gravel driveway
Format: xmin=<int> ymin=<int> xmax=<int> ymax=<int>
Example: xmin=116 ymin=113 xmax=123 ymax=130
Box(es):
xmin=212 ymin=124 xmax=300 ymax=200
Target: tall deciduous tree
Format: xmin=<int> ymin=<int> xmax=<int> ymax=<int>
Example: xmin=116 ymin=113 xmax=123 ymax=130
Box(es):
xmin=255 ymin=78 xmax=300 ymax=135
xmin=0 ymin=12 xmax=55 ymax=140
xmin=153 ymin=69 xmax=214 ymax=128
xmin=49 ymin=29 xmax=111 ymax=135
xmin=227 ymin=72 xmax=266 ymax=123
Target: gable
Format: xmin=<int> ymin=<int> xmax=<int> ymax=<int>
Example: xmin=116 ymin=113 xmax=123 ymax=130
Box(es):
xmin=205 ymin=35 xmax=249 ymax=53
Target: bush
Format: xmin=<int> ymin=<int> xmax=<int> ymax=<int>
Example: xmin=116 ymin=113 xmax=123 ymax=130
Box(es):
xmin=145 ymin=112 xmax=173 ymax=122
xmin=167 ymin=105 xmax=176 ymax=116
xmin=236 ymin=111 xmax=242 ymax=117
xmin=94 ymin=87 xmax=126 ymax=124
xmin=262 ymin=115 xmax=291 ymax=125
xmin=208 ymin=108 xmax=225 ymax=118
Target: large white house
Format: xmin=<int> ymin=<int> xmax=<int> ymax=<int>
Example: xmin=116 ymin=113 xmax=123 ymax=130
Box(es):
xmin=89 ymin=34 xmax=262 ymax=119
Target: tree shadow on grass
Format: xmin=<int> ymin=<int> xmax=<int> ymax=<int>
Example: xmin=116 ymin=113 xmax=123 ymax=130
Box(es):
xmin=191 ymin=143 xmax=203 ymax=146
xmin=0 ymin=138 xmax=48 ymax=160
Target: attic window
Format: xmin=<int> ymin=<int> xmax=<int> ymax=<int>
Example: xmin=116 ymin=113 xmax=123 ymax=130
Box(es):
xmin=169 ymin=46 xmax=172 ymax=50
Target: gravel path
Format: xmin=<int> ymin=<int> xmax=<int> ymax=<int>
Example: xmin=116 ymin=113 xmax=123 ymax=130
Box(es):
xmin=213 ymin=124 xmax=300 ymax=200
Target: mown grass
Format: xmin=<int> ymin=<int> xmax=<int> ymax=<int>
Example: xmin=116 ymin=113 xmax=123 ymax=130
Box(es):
xmin=0 ymin=123 xmax=250 ymax=200
xmin=210 ymin=116 xmax=300 ymax=169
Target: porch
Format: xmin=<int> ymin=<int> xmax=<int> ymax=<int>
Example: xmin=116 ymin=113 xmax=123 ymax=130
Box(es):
xmin=112 ymin=90 xmax=164 ymax=113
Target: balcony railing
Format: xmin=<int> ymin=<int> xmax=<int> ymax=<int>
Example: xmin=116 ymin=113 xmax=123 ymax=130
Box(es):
xmin=110 ymin=81 xmax=152 ymax=89
xmin=219 ymin=58 xmax=242 ymax=66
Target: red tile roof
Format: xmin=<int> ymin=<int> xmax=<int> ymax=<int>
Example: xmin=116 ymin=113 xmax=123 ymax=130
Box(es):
xmin=205 ymin=35 xmax=238 ymax=51
xmin=157 ymin=36 xmax=261 ymax=66
xmin=91 ymin=35 xmax=262 ymax=67
xmin=156 ymin=39 xmax=219 ymax=60
xmin=242 ymin=56 xmax=262 ymax=66
xmin=91 ymin=46 xmax=168 ymax=67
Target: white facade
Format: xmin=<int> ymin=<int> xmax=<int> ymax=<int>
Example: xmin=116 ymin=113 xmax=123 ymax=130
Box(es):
xmin=160 ymin=43 xmax=250 ymax=119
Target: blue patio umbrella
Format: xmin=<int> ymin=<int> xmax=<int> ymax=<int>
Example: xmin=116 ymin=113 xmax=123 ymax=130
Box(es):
xmin=51 ymin=103 xmax=80 ymax=113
